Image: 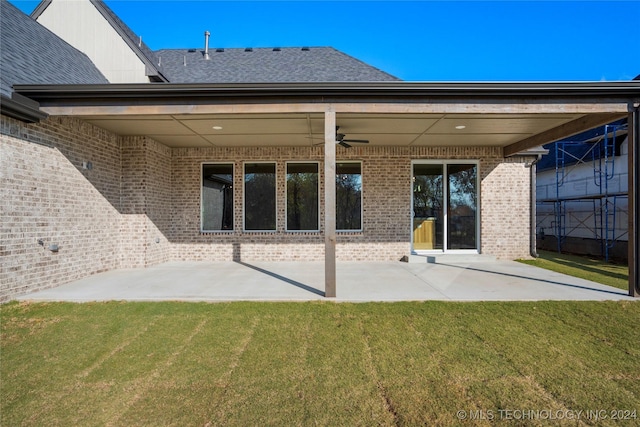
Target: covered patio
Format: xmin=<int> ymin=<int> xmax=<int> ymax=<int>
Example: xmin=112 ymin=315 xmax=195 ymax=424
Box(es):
xmin=10 ymin=81 xmax=640 ymax=300
xmin=16 ymin=259 xmax=633 ymax=302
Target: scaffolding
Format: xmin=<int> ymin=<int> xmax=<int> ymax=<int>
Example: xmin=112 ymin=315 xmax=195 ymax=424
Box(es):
xmin=537 ymin=123 xmax=628 ymax=261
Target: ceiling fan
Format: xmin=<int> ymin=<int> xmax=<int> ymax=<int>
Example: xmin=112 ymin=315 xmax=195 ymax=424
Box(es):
xmin=312 ymin=126 xmax=370 ymax=148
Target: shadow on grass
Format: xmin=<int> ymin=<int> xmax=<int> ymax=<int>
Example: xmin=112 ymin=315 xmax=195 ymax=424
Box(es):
xmin=235 ymin=261 xmax=325 ymax=297
xmin=440 ymin=263 xmax=628 ymax=297
xmin=549 ymin=258 xmax=628 ymax=282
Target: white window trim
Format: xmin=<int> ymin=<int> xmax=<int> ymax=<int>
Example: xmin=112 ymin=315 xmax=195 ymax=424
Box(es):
xmin=201 ymin=162 xmax=234 ymax=233
xmin=285 ymin=161 xmax=320 ymax=232
xmin=243 ymin=161 xmax=277 ymax=232
xmin=411 ymin=160 xmax=480 ymax=254
xmin=336 ymin=161 xmax=364 ymax=233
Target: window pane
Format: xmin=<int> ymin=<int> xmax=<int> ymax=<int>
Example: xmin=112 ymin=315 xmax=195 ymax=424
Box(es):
xmin=447 ymin=164 xmax=477 ymax=250
xmin=244 ymin=163 xmax=276 ymax=230
xmin=336 ymin=163 xmax=362 ymax=230
xmin=413 ymin=163 xmax=444 ymax=250
xmin=202 ymin=164 xmax=234 ymax=231
xmin=287 ymin=163 xmax=319 ymax=231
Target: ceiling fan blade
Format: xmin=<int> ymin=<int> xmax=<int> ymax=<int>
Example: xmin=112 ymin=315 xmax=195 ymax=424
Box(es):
xmin=338 ymin=141 xmax=351 ymax=148
xmin=343 ymin=139 xmax=369 ymax=144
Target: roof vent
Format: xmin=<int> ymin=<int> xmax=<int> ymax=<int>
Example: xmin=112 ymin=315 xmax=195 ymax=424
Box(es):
xmin=273 ymin=47 xmax=281 ymax=51
xmin=188 ymin=49 xmax=196 ymax=53
xmin=204 ymin=31 xmax=211 ymax=60
xmin=245 ymin=47 xmax=253 ymax=52
xmin=216 ymin=48 xmax=224 ymax=53
xmin=301 ymin=47 xmax=310 ymax=51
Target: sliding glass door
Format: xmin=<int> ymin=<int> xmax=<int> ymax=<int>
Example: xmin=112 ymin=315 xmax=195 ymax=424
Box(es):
xmin=412 ymin=162 xmax=478 ymax=252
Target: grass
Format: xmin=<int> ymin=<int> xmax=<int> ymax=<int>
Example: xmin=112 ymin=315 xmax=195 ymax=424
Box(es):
xmin=2 ymin=300 xmax=639 ymax=426
xmin=518 ymin=250 xmax=629 ymax=290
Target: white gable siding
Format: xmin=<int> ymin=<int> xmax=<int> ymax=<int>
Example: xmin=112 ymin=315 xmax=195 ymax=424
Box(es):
xmin=35 ymin=0 xmax=149 ymax=83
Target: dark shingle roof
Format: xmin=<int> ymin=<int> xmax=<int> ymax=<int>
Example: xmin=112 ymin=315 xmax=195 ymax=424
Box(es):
xmin=155 ymin=47 xmax=400 ymax=83
xmin=0 ymin=0 xmax=108 ymax=97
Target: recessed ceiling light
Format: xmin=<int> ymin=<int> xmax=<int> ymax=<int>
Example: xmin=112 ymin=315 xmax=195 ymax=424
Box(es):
xmin=455 ymin=125 xmax=466 ymax=130
xmin=212 ymin=126 xmax=223 ymax=130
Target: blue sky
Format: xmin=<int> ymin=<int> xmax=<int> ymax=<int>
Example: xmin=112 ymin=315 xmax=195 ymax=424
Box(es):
xmin=10 ymin=0 xmax=640 ymax=81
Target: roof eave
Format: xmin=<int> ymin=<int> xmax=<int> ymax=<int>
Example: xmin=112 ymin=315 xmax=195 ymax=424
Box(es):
xmin=1 ymin=93 xmax=49 ymax=123
xmin=13 ymin=81 xmax=640 ymax=104
xmin=30 ymin=0 xmax=52 ymax=19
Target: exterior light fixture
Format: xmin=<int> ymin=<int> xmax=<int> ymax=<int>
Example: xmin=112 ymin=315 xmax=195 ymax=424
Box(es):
xmin=212 ymin=126 xmax=223 ymax=130
xmin=455 ymin=125 xmax=466 ymax=130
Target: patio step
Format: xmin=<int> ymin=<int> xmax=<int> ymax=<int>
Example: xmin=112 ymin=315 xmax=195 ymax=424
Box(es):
xmin=407 ymin=254 xmax=497 ymax=264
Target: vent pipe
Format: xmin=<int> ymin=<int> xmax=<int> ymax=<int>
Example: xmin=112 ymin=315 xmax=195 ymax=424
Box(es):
xmin=204 ymin=31 xmax=211 ymax=60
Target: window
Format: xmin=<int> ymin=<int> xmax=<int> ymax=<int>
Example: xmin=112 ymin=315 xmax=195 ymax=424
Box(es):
xmin=286 ymin=163 xmax=319 ymax=231
xmin=446 ymin=163 xmax=477 ymax=250
xmin=202 ymin=163 xmax=234 ymax=231
xmin=244 ymin=163 xmax=276 ymax=231
xmin=336 ymin=162 xmax=362 ymax=231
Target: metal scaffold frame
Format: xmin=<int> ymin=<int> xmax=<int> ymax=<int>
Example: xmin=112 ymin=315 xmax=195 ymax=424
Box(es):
xmin=537 ymin=123 xmax=628 ymax=261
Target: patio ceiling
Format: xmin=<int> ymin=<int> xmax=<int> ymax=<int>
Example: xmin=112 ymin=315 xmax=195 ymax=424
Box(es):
xmin=14 ymin=81 xmax=637 ymax=153
xmin=77 ymin=112 xmax=589 ymax=149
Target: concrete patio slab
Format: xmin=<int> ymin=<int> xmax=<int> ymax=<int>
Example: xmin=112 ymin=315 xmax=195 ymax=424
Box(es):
xmin=15 ymin=260 xmax=635 ymax=302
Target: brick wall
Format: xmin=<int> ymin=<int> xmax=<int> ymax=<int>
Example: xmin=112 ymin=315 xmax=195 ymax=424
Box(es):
xmin=1 ymin=113 xmax=533 ymax=300
xmin=480 ymin=156 xmax=532 ymax=259
xmin=170 ymin=145 xmax=532 ymax=263
xmin=121 ymin=136 xmax=172 ymax=268
xmin=1 ymin=115 xmax=122 ymax=300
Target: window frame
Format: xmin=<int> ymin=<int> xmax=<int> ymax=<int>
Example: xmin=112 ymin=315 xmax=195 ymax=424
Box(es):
xmin=243 ymin=161 xmax=278 ymax=232
xmin=285 ymin=161 xmax=320 ymax=232
xmin=201 ymin=162 xmax=235 ymax=233
xmin=410 ymin=159 xmax=480 ymax=253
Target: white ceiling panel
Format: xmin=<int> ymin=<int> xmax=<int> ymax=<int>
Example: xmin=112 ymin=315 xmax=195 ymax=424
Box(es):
xmin=77 ymin=111 xmax=599 ymax=149
xmin=181 ymin=117 xmax=311 ymax=135
xmin=148 ymin=135 xmax=212 ymax=147
xmin=337 ymin=117 xmax=441 ymax=134
xmin=203 ymin=134 xmax=314 ymax=146
xmin=427 ymin=116 xmax=581 ymax=134
xmin=86 ymin=118 xmax=193 ymax=135
xmin=413 ymin=133 xmax=527 ymax=146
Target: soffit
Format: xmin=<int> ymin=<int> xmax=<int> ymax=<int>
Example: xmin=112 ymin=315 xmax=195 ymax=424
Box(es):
xmin=79 ymin=112 xmax=586 ymax=148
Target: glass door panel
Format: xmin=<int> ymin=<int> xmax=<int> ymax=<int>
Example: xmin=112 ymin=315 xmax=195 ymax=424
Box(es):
xmin=447 ymin=164 xmax=478 ymax=250
xmin=412 ymin=164 xmax=444 ymax=250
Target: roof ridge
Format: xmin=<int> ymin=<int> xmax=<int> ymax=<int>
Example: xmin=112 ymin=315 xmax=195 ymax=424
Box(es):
xmin=155 ymin=46 xmax=332 ymax=52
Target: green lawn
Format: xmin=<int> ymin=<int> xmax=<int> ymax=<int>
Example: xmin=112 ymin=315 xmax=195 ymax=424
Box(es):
xmin=518 ymin=250 xmax=629 ymax=290
xmin=2 ymin=301 xmax=639 ymax=426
